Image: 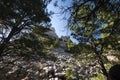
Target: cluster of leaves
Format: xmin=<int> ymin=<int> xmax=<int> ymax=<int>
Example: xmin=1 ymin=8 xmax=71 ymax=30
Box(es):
xmin=90 ymin=73 xmax=104 ymax=80
xmin=59 ymin=0 xmax=120 ymax=78
xmin=0 ymin=0 xmax=51 ymax=55
xmin=66 ymin=69 xmax=76 ymax=80
xmin=65 ymin=65 xmax=77 ymax=80
xmin=5 ymin=27 xmax=57 ymax=61
xmin=68 ymin=0 xmax=120 ymax=50
xmin=66 ymin=39 xmax=76 ymax=53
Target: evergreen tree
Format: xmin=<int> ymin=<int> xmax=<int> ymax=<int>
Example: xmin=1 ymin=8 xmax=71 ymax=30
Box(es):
xmin=60 ymin=0 xmax=120 ymax=79
xmin=0 ymin=0 xmax=51 ymax=55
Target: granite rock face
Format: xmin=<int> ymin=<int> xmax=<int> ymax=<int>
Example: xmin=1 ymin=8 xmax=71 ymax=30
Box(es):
xmin=44 ymin=27 xmax=58 ymax=39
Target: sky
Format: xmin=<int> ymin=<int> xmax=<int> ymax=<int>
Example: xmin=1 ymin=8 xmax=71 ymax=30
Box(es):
xmin=47 ymin=0 xmax=79 ymax=43
xmin=47 ymin=0 xmax=72 ymax=37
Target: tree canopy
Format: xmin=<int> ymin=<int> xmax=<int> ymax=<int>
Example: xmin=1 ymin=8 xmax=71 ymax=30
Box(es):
xmin=0 ymin=0 xmax=51 ymax=55
xmin=68 ymin=0 xmax=120 ymax=44
xmin=60 ymin=0 xmax=120 ymax=79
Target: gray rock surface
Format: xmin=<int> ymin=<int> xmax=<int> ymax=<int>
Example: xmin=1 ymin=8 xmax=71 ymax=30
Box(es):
xmin=44 ymin=27 xmax=58 ymax=39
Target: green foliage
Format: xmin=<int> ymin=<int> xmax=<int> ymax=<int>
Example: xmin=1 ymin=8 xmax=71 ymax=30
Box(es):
xmin=72 ymin=52 xmax=95 ymax=65
xmin=0 ymin=0 xmax=51 ymax=23
xmin=63 ymin=0 xmax=120 ymax=78
xmin=90 ymin=74 xmax=104 ymax=80
xmin=68 ymin=0 xmax=120 ymax=52
xmin=49 ymin=38 xmax=59 ymax=49
xmin=67 ymin=39 xmax=75 ymax=49
xmin=90 ymin=64 xmax=114 ymax=80
xmin=6 ymin=26 xmax=57 ymax=60
xmin=53 ymin=39 xmax=59 ymax=47
xmin=65 ymin=65 xmax=76 ymax=80
xmin=0 ymin=0 xmax=51 ymax=55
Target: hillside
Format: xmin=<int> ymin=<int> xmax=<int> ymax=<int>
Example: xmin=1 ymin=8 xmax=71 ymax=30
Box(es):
xmin=0 ymin=27 xmax=119 ymax=80
xmin=0 ymin=27 xmax=100 ymax=80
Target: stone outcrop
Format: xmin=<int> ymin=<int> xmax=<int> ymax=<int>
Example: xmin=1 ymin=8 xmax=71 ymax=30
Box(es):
xmin=44 ymin=27 xmax=58 ymax=39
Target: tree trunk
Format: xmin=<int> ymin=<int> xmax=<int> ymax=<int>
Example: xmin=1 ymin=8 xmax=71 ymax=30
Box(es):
xmin=0 ymin=29 xmax=15 ymax=55
xmin=91 ymin=41 xmax=110 ymax=80
xmin=95 ymin=52 xmax=110 ymax=80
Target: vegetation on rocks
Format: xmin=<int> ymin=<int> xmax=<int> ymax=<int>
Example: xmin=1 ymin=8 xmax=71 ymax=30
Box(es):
xmin=0 ymin=0 xmax=120 ymax=80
